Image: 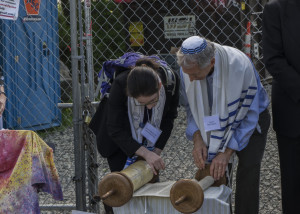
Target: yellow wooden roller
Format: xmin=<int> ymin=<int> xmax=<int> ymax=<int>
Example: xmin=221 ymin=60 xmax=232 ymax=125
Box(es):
xmin=98 ymin=160 xmax=154 ymax=207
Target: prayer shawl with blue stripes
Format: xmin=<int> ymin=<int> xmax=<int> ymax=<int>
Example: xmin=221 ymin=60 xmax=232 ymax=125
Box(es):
xmin=183 ymin=43 xmax=258 ymax=162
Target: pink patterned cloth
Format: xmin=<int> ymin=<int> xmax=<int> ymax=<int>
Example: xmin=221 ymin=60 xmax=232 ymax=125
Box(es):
xmin=0 ymin=130 xmax=63 ymax=213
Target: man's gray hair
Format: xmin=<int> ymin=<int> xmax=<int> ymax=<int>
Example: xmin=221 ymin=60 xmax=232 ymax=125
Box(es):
xmin=176 ymin=40 xmax=215 ymax=69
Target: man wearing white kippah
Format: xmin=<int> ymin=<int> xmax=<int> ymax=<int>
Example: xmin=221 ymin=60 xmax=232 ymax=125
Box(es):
xmin=177 ymin=36 xmax=270 ymax=214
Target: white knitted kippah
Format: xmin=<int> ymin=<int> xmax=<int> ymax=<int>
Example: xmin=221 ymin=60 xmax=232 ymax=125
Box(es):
xmin=181 ymin=36 xmax=207 ymax=54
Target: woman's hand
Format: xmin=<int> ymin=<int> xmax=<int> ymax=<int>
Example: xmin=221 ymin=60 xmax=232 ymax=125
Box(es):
xmin=153 ymin=147 xmax=162 ymax=156
xmin=136 ymin=146 xmax=165 ymax=175
xmin=192 ymin=130 xmax=207 ymax=170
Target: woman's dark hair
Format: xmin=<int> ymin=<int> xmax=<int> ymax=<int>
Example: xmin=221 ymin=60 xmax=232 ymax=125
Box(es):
xmin=127 ymin=58 xmax=160 ymax=98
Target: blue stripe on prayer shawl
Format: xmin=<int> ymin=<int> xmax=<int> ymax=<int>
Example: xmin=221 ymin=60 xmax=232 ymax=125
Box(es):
xmin=229 ymin=109 xmax=238 ymax=117
xmin=241 ymin=104 xmax=251 ymax=108
xmin=218 ymin=106 xmax=251 ymax=130
xmin=227 ymin=85 xmax=257 ymax=113
xmin=211 ymin=135 xmax=223 ymax=140
xmin=235 ymin=119 xmax=243 ymax=123
xmin=228 ymin=98 xmax=240 ymax=106
xmin=219 ymin=109 xmax=237 ymax=122
xmin=220 ymin=116 xmax=229 ymax=122
xmin=240 ymin=86 xmax=257 ymax=95
xmin=245 ymin=94 xmax=255 ymax=99
xmin=218 ymin=122 xmax=234 ymax=131
xmin=249 ymin=86 xmax=257 ymax=90
xmin=208 ymin=152 xmax=217 ymax=162
xmin=219 ymin=138 xmax=227 ymax=150
xmin=219 ymin=110 xmax=240 ymax=125
xmin=218 ymin=107 xmax=250 ymax=131
xmin=211 ymin=135 xmax=226 ymax=142
xmin=210 ymin=137 xmax=228 ymax=150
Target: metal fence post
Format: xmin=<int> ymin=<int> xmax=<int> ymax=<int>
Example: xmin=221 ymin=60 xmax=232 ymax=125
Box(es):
xmin=84 ymin=0 xmax=95 ymax=101
xmin=70 ymin=0 xmax=86 ymax=210
xmin=83 ymin=0 xmax=99 ymax=213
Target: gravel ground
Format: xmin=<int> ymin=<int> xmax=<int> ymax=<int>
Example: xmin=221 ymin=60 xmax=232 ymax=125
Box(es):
xmin=39 ymin=85 xmax=281 ymax=214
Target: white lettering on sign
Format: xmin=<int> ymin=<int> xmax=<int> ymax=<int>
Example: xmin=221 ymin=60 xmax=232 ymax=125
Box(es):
xmin=164 ymin=15 xmax=196 ymax=39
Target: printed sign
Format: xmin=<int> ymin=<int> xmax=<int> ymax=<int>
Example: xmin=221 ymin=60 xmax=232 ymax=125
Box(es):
xmin=129 ymin=22 xmax=144 ymax=47
xmin=164 ymin=15 xmax=196 ymax=39
xmin=0 ymin=0 xmax=20 ymax=20
xmin=23 ymin=0 xmax=41 ymax=22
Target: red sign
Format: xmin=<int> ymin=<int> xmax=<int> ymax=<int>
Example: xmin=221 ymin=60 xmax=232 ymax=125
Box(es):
xmin=24 ymin=0 xmax=41 ymax=16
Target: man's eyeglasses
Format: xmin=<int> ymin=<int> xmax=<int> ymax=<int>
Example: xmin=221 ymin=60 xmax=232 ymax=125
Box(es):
xmin=134 ymin=92 xmax=159 ymax=106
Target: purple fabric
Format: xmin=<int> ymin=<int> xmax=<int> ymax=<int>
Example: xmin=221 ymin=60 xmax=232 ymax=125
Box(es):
xmin=0 ymin=130 xmax=63 ymax=214
xmin=99 ymin=52 xmax=169 ymax=95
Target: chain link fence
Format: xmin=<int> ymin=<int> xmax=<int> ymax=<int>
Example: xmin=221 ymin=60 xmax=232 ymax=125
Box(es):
xmin=1 ymin=0 xmax=280 ymax=213
xmin=89 ymin=0 xmax=280 ymax=212
xmin=0 ymin=0 xmax=76 ymax=212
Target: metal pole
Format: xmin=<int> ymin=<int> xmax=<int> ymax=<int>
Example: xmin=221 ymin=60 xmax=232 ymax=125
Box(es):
xmin=69 ymin=0 xmax=86 ymax=210
xmin=249 ymin=0 xmax=264 ymax=77
xmin=83 ymin=0 xmax=99 ymax=212
xmin=57 ymin=102 xmax=99 ymax=109
xmin=84 ymin=0 xmax=95 ymax=101
xmin=240 ymin=0 xmax=248 ymax=51
xmin=78 ymin=0 xmax=86 ymax=101
xmin=78 ymin=0 xmax=87 ymax=210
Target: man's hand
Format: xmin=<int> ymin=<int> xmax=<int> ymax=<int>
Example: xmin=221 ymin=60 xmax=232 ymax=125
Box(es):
xmin=210 ymin=148 xmax=234 ymax=180
xmin=192 ymin=130 xmax=207 ymax=170
xmin=136 ymin=146 xmax=165 ymax=175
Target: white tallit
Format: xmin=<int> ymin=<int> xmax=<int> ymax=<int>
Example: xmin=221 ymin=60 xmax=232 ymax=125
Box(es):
xmin=183 ymin=43 xmax=258 ymax=162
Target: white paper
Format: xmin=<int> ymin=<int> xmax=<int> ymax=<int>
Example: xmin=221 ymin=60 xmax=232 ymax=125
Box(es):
xmin=204 ymin=114 xmax=221 ymax=132
xmin=0 ymin=0 xmax=20 ymax=21
xmin=141 ymin=122 xmax=162 ymax=146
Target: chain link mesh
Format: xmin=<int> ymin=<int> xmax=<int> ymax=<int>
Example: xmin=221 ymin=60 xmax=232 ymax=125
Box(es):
xmin=91 ymin=1 xmax=280 ymax=213
xmin=0 ymin=0 xmax=75 ymax=213
xmin=0 ymin=0 xmax=280 ymax=213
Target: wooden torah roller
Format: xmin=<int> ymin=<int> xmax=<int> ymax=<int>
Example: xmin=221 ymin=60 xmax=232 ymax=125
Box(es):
xmin=98 ymin=160 xmax=154 ymax=207
xmin=170 ymin=176 xmax=214 ymax=214
xmin=170 ymin=164 xmax=227 ymax=214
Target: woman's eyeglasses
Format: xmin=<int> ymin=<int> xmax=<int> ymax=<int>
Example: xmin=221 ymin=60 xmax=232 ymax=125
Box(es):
xmin=134 ymin=92 xmax=159 ymax=106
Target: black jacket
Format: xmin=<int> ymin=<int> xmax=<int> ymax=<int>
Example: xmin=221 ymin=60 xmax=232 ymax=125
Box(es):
xmin=262 ymin=0 xmax=300 ymax=138
xmin=90 ymin=68 xmax=180 ymax=158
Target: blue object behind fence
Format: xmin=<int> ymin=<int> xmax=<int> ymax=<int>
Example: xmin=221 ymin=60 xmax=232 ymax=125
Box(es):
xmin=0 ymin=0 xmax=61 ymax=130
